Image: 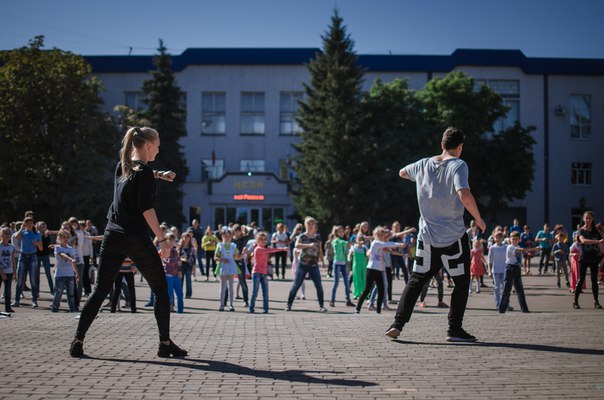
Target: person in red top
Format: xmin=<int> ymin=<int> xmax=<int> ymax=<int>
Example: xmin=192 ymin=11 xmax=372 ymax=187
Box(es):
xmin=249 ymin=232 xmax=286 ymax=313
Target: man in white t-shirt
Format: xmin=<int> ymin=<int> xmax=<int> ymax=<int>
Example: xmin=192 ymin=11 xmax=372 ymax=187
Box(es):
xmin=386 ymin=127 xmax=486 ymax=342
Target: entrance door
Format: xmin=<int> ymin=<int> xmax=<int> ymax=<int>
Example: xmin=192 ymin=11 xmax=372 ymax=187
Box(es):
xmin=235 ymin=207 xmax=261 ymax=226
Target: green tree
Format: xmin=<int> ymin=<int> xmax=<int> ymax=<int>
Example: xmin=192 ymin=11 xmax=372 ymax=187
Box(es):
xmin=417 ymin=71 xmax=536 ymax=217
xmin=294 ymin=10 xmax=368 ymax=230
xmin=140 ymin=39 xmax=188 ymax=226
xmin=0 ymin=36 xmax=120 ymax=225
xmin=361 ymin=78 xmax=424 ymax=225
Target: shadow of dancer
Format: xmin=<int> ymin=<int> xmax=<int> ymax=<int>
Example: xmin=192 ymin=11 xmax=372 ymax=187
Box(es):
xmin=84 ymin=356 xmax=378 ymax=387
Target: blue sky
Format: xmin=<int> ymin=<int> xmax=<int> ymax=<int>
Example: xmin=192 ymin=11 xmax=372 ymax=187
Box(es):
xmin=1 ymin=0 xmax=603 ymax=58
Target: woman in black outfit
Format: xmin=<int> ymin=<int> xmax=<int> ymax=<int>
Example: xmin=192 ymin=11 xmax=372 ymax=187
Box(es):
xmin=70 ymin=126 xmax=187 ymax=358
xmin=573 ymin=210 xmax=603 ymax=309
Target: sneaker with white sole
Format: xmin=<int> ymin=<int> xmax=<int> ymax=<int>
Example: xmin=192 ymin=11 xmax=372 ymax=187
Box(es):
xmin=446 ymin=328 xmax=478 ymax=342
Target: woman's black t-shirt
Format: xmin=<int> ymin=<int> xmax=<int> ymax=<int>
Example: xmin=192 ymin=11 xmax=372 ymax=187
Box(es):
xmin=106 ymin=161 xmax=156 ymax=237
xmin=578 ymin=228 xmax=602 ymax=263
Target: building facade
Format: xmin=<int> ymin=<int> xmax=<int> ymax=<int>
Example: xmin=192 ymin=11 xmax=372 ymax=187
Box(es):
xmin=86 ymin=48 xmax=604 ymax=232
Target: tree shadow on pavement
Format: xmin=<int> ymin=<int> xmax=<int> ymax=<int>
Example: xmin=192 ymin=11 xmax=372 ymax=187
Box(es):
xmin=85 ymin=356 xmax=377 ymax=387
xmin=391 ymin=340 xmax=604 ymax=355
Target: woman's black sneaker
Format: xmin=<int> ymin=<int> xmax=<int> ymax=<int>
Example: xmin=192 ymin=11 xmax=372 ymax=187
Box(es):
xmin=70 ymin=339 xmax=84 ymax=358
xmin=446 ymin=328 xmax=478 ymax=342
xmin=158 ymin=340 xmax=188 ymax=358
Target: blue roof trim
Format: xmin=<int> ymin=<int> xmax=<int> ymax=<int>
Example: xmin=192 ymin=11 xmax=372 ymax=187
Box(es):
xmin=84 ymin=48 xmax=604 ymax=76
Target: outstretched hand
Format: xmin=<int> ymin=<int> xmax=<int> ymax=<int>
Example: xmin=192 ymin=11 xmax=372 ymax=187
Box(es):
xmin=158 ymin=171 xmax=176 ymax=182
xmin=476 ymin=219 xmax=486 ymax=234
xmin=159 ymin=240 xmax=172 ymax=258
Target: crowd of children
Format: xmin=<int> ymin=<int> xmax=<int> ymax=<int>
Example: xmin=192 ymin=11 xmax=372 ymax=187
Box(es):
xmin=1 ymin=211 xmax=603 ymax=316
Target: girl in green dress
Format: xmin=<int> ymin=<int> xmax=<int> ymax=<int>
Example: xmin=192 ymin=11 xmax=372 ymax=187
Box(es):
xmin=349 ymin=236 xmax=368 ymax=299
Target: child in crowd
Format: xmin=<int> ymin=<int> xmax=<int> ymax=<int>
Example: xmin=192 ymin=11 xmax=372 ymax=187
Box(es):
xmin=111 ymin=257 xmax=137 ymax=313
xmin=488 ymin=232 xmax=510 ymax=310
xmin=324 ymin=232 xmax=335 ymax=278
xmin=552 ymin=232 xmax=570 ymax=289
xmin=0 ymin=227 xmax=17 ymax=313
xmin=160 ymin=233 xmax=183 ymax=314
xmin=51 ymin=229 xmax=79 ymax=313
xmin=330 ymin=226 xmax=354 ymax=307
xmin=178 ymin=232 xmax=197 ymax=299
xmin=417 ymin=267 xmax=447 ymax=308
xmin=355 ymin=227 xmax=403 ymax=314
xmin=249 ymin=232 xmax=286 ymax=313
xmin=498 ymin=232 xmax=538 ymax=313
xmin=470 ymin=239 xmax=486 ymax=294
xmin=215 ymin=229 xmax=243 ymax=311
xmin=349 ymin=236 xmax=367 ymax=300
xmin=291 ymin=246 xmax=305 ymax=299
xmin=569 ymin=236 xmax=584 ymax=293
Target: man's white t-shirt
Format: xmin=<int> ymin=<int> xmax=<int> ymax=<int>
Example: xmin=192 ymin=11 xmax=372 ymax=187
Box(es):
xmin=404 ymin=157 xmax=470 ymax=247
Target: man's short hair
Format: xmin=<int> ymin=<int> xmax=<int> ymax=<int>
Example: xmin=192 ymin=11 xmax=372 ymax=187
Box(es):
xmin=441 ymin=127 xmax=464 ymax=150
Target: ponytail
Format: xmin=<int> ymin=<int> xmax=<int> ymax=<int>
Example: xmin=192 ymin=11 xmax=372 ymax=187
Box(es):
xmin=119 ymin=126 xmax=159 ymax=181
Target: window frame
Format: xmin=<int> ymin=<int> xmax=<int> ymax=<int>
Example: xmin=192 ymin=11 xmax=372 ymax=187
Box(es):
xmin=240 ymin=92 xmax=265 ymax=135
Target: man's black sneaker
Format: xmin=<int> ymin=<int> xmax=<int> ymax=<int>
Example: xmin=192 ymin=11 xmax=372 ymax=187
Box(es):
xmin=385 ymin=323 xmax=403 ymax=339
xmin=70 ymin=339 xmax=84 ymax=358
xmin=446 ymin=328 xmax=478 ymax=342
xmin=158 ymin=340 xmax=188 ymax=358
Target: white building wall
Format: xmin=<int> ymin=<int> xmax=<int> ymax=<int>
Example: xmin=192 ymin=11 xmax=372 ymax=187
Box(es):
xmin=92 ymin=59 xmax=604 ymax=231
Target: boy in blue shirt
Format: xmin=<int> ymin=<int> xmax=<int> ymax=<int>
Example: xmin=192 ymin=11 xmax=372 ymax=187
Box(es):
xmin=13 ymin=217 xmax=42 ymax=308
xmin=535 ymin=223 xmax=553 ymax=274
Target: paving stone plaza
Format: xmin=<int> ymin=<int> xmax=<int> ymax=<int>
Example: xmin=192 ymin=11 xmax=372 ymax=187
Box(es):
xmin=2 ymin=274 xmax=603 ymax=399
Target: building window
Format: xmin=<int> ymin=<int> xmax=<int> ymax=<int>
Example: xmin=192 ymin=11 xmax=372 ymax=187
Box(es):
xmin=241 ymin=92 xmax=265 ymax=135
xmin=570 ymin=95 xmax=591 ymax=139
xmin=280 ymin=92 xmax=304 ymax=135
xmin=571 ymin=162 xmax=591 ymax=186
xmin=124 ymin=91 xmax=148 ymax=111
xmin=240 ymin=159 xmax=265 ymax=172
xmin=474 ymin=79 xmax=520 ymax=132
xmin=202 ymin=92 xmax=226 ymax=135
xmin=201 ymin=159 xmax=224 ymax=180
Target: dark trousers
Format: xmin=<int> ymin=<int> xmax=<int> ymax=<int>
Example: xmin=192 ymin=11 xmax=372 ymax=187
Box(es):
xmin=498 ymin=264 xmax=529 ymax=312
xmin=356 ymin=269 xmax=385 ymax=313
xmin=1 ymin=274 xmax=13 ymax=311
xmin=394 ymin=234 xmax=471 ymax=331
xmin=575 ymin=261 xmax=599 ymax=303
xmin=274 ymin=251 xmax=287 ymax=279
xmin=539 ymin=248 xmax=552 ymax=272
xmin=76 ymin=231 xmax=170 ymax=342
xmin=205 ymin=250 xmax=216 ymax=277
xmin=111 ymin=272 xmax=137 ymax=313
xmin=83 ymin=255 xmax=92 ymax=295
xmin=180 ymin=263 xmax=193 ymax=298
xmin=386 ymin=267 xmax=393 ymax=301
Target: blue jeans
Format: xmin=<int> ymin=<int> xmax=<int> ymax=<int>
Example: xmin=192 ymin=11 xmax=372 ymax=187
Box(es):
xmin=37 ymin=254 xmax=54 ymax=294
xmin=196 ymin=249 xmax=205 ymax=276
xmin=15 ymin=253 xmax=39 ymax=303
xmin=287 ymin=263 xmax=324 ymax=308
xmin=52 ymin=276 xmax=75 ymax=312
xmin=166 ymin=275 xmax=184 ymax=313
xmin=331 ymin=263 xmax=351 ymax=302
xmin=250 ymin=273 xmax=269 ymax=313
xmin=492 ymin=272 xmax=505 ymax=308
xmin=180 ymin=263 xmax=193 ymax=298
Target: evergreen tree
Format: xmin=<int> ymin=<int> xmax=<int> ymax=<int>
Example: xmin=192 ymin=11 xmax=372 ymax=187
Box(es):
xmin=141 ymin=40 xmax=189 ymax=226
xmin=0 ymin=36 xmax=120 ymax=225
xmin=294 ymin=10 xmax=368 ymax=230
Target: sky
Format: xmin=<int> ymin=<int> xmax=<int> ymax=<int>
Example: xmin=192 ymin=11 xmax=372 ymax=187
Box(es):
xmin=1 ymin=0 xmax=604 ymax=59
